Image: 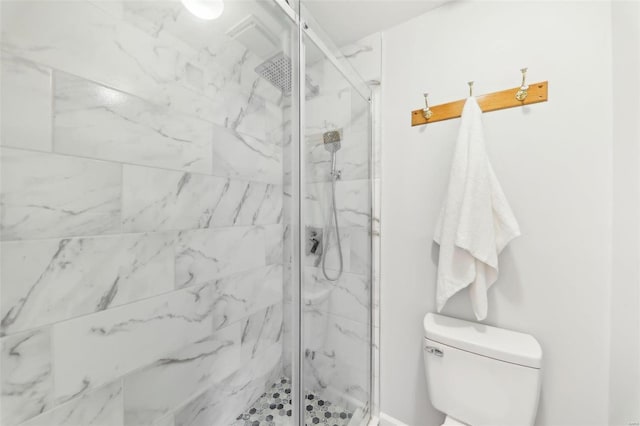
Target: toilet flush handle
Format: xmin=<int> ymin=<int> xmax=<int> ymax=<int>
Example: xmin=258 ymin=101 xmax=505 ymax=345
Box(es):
xmin=425 ymin=345 xmax=444 ymax=357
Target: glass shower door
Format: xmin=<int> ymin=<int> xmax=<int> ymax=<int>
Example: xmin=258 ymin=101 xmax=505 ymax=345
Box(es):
xmin=299 ymin=32 xmax=373 ymax=426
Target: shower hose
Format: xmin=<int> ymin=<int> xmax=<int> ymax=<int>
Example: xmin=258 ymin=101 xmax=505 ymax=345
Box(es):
xmin=322 ymin=175 xmax=344 ymax=281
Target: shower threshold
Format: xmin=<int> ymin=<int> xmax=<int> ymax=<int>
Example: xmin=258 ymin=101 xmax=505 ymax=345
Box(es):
xmin=232 ymin=377 xmax=354 ymax=426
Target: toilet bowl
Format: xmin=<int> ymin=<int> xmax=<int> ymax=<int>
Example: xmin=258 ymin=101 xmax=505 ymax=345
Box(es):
xmin=423 ymin=313 xmax=543 ymax=426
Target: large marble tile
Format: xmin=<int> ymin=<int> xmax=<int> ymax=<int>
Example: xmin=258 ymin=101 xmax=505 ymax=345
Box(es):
xmin=51 ymin=284 xmax=214 ymax=401
xmin=319 ymin=362 xmax=370 ymax=414
xmin=174 ymin=342 xmax=282 ymax=426
xmin=339 ymin=33 xmax=382 ymax=84
xmin=123 ymin=323 xmax=241 ymax=426
xmin=122 ymin=166 xmax=224 ymax=232
xmin=240 ymin=303 xmax=284 ymax=365
xmin=175 ymin=226 xmax=267 ymax=289
xmin=263 ymin=224 xmax=284 ymax=265
xmin=1 ymin=1 xmax=219 ymax=124
xmin=304 ymin=268 xmax=369 ymax=326
xmin=18 ymin=381 xmax=123 ymax=426
xmin=305 ymin=90 xmax=351 ymax=139
xmin=0 ymin=56 xmax=52 ymax=152
xmin=211 ymin=126 xmax=283 ymax=185
xmin=305 ymin=179 xmax=371 ymax=229
xmin=0 ymin=329 xmax=52 ymax=426
xmin=0 ymin=148 xmax=121 ymax=241
xmin=123 ymin=166 xmax=283 ymax=232
xmin=303 ymin=311 xmax=369 ymax=375
xmin=87 ymin=0 xmax=124 ymax=19
xmin=120 ymin=2 xmax=267 ymax=97
xmin=1 ymin=233 xmax=175 ymax=335
xmin=152 ymin=416 xmax=175 ymax=426
xmin=303 ymin=320 xmax=370 ymax=413
xmin=54 ymin=72 xmax=213 ymax=174
xmin=281 ymin=301 xmax=293 ymax=376
xmin=348 ymin=227 xmax=371 ymax=276
xmin=209 ymin=265 xmax=284 ymax=331
xmin=229 ymin=182 xmax=283 ymax=226
xmin=304 ymin=129 xmax=370 ymax=184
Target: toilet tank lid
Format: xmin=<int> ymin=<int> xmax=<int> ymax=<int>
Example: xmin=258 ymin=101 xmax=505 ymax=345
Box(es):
xmin=423 ymin=313 xmax=542 ymax=368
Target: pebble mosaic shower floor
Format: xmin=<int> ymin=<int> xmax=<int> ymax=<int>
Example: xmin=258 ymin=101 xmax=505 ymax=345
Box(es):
xmin=233 ymin=377 xmax=353 ymax=426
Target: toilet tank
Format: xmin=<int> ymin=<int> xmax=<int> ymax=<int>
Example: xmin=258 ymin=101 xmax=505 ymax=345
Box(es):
xmin=423 ymin=313 xmax=542 ymax=426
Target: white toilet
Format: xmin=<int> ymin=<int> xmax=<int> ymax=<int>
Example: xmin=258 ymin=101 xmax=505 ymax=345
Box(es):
xmin=423 ymin=313 xmax=543 ymax=426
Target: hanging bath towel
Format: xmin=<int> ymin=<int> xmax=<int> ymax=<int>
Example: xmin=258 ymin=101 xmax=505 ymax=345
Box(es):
xmin=434 ymin=97 xmax=520 ymax=320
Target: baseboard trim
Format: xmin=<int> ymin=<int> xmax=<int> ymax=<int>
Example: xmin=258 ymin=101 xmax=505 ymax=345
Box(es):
xmin=379 ymin=412 xmax=410 ymax=426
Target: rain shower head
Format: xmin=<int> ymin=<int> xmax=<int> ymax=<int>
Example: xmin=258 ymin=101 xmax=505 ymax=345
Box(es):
xmin=323 ymin=130 xmax=341 ymax=153
xmin=255 ymin=52 xmax=292 ymax=94
xmin=255 ymin=52 xmax=319 ymax=98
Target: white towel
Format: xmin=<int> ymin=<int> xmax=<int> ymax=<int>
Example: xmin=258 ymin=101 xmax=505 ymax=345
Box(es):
xmin=434 ymin=97 xmax=520 ymax=320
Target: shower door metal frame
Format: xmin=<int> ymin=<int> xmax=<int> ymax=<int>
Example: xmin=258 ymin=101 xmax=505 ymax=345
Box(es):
xmin=271 ymin=1 xmax=375 ymax=424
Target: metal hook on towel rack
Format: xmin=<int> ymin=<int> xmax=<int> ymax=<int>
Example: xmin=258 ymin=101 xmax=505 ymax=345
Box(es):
xmin=468 ymin=81 xmax=474 ymax=97
xmin=422 ymin=93 xmax=433 ymax=119
xmin=516 ymin=67 xmax=529 ymax=101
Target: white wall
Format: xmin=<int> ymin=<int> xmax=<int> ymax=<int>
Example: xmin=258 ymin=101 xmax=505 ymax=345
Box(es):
xmin=380 ymin=2 xmax=621 ymax=425
xmin=610 ymin=1 xmax=640 ymax=425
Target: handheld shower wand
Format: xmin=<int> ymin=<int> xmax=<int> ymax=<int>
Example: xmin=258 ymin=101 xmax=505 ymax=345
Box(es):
xmin=321 ymin=130 xmax=343 ymax=282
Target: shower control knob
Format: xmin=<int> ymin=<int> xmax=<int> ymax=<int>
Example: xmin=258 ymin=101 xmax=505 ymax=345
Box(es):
xmin=310 ymin=238 xmax=320 ymax=254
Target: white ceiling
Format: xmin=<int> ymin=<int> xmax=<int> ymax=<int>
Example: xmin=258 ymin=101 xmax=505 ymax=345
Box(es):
xmin=302 ymin=0 xmax=449 ymax=47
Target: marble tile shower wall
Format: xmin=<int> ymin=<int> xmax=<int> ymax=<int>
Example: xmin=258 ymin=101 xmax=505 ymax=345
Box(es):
xmin=0 ymin=2 xmax=287 ymax=426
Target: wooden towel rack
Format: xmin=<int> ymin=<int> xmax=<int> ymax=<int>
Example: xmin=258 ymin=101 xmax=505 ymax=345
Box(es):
xmin=411 ymin=69 xmax=548 ymax=127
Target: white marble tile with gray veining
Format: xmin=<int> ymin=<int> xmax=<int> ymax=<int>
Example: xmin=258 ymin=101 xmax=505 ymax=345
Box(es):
xmin=209 ymin=265 xmax=283 ymax=331
xmin=240 ymin=303 xmax=283 ymax=365
xmin=212 ymin=125 xmax=282 ymax=185
xmin=302 ymin=312 xmax=370 ymax=412
xmin=122 ymin=166 xmax=224 ymax=233
xmin=0 ymin=56 xmax=52 ymax=152
xmin=348 ymin=227 xmax=371 ymax=276
xmin=304 ymin=267 xmax=369 ymax=325
xmin=1 ymin=233 xmax=175 ymax=336
xmin=18 ymin=380 xmax=124 ymax=426
xmin=305 ymin=179 xmax=370 ymax=229
xmin=1 ymin=329 xmax=52 ymax=426
xmin=2 ymin=0 xmax=284 ymax=131
xmin=305 ymin=130 xmax=370 ymax=183
xmin=120 ymin=3 xmax=262 ymax=95
xmin=175 ymin=227 xmax=267 ymax=289
xmin=152 ymin=415 xmax=175 ymax=426
xmin=305 ymin=89 xmax=351 ymax=138
xmin=1 ymin=1 xmax=221 ymax=124
xmin=226 ymin=84 xmax=284 ymax=144
xmin=123 ymin=166 xmax=283 ymax=232
xmin=54 ymin=72 xmax=213 ymax=174
xmin=87 ymin=0 xmax=124 ymax=19
xmin=174 ymin=343 xmax=282 ymax=426
xmin=338 ymin=33 xmax=382 ymax=83
xmin=312 ymin=361 xmax=370 ymax=414
xmin=227 ymin=182 xmax=283 ymax=226
xmin=0 ymin=148 xmax=121 ymax=241
xmin=121 ymin=1 xmax=285 ymax=128
xmin=123 ymin=323 xmax=241 ymax=426
xmin=51 ymin=283 xmax=214 ymax=402
xmin=303 ymin=311 xmax=369 ymax=376
xmin=263 ymin=224 xmax=284 ymax=265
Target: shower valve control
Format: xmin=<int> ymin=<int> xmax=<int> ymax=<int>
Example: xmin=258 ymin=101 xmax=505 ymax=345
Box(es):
xmin=305 ymin=227 xmax=323 ymax=256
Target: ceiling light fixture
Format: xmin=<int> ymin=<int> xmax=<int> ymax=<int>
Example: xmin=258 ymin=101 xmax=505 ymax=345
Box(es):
xmin=181 ymin=0 xmax=224 ymax=20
